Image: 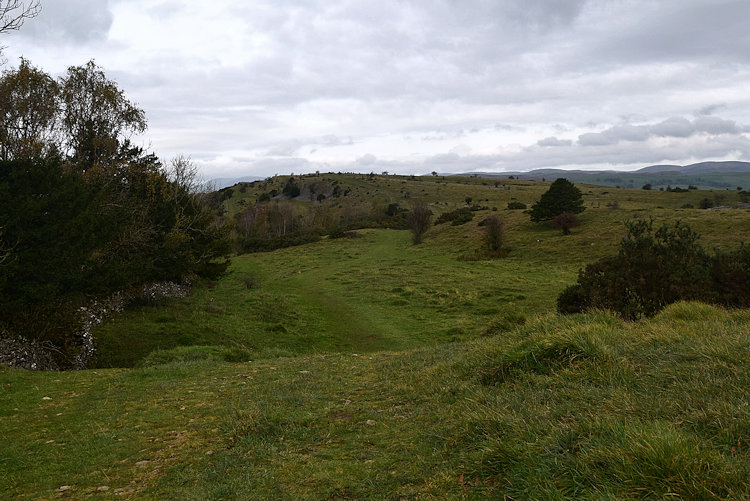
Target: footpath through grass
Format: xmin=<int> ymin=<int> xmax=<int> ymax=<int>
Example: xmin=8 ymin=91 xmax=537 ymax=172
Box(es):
xmin=2 ymin=302 xmax=750 ymax=498
xmin=92 ymin=228 xmax=575 ymax=368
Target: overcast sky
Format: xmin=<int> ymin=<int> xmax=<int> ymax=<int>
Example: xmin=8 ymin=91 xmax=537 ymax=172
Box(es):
xmin=3 ymin=0 xmax=750 ymax=179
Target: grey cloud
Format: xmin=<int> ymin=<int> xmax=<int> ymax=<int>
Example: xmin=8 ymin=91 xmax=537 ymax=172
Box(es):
xmin=693 ymin=117 xmax=741 ymax=135
xmin=17 ymin=0 xmax=113 ymax=44
xmin=267 ymin=140 xmax=304 ymax=157
xmin=578 ymin=124 xmax=650 ymax=146
xmin=697 ymin=104 xmax=726 ymax=116
xmin=424 ymin=153 xmax=462 ymax=165
xmin=319 ymin=135 xmax=354 ymax=147
xmin=537 ymin=136 xmax=573 ymax=147
xmin=650 ymin=117 xmax=694 ymax=138
xmin=578 ymin=116 xmax=743 ymax=148
xmin=582 ymin=1 xmax=750 ymax=68
xmin=578 ymin=132 xmax=616 ymax=147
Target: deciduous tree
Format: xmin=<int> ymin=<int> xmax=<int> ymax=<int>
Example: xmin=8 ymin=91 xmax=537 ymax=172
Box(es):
xmin=60 ymin=60 xmax=147 ymax=168
xmin=553 ymin=213 xmax=580 ymax=235
xmin=0 ymin=57 xmax=59 ymax=160
xmin=407 ymin=201 xmax=432 ymax=244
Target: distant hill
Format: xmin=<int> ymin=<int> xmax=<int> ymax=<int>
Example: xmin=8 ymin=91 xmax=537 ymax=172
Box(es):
xmin=459 ymin=161 xmax=750 ymax=190
xmin=209 ymin=176 xmax=264 ymax=189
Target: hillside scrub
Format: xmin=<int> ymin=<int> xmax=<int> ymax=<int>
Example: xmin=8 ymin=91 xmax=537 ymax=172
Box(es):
xmin=558 ymin=219 xmax=750 ymax=319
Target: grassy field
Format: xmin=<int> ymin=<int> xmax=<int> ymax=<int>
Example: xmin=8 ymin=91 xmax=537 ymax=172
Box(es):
xmin=3 ymin=174 xmax=750 ymax=498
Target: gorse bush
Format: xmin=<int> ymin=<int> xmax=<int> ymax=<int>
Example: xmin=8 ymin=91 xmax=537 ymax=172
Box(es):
xmin=558 ymin=219 xmax=750 ymax=319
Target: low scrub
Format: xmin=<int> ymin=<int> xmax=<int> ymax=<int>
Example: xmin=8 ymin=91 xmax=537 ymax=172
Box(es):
xmin=435 ymin=207 xmax=474 ymax=225
xmin=558 ymin=219 xmax=750 ymax=319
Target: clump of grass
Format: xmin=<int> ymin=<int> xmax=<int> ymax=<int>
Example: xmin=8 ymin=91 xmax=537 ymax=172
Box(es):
xmin=469 ymin=314 xmax=620 ymax=384
xmin=482 ymin=311 xmax=526 ymax=336
xmin=241 ymin=273 xmax=262 ymax=289
xmin=137 ymin=345 xmax=224 ymax=367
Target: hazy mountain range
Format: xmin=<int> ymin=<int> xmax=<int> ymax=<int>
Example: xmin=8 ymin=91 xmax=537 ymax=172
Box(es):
xmin=466 ymin=161 xmax=750 ymax=179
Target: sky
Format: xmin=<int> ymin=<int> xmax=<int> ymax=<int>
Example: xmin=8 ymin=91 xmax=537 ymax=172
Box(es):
xmin=3 ymin=0 xmax=750 ymax=179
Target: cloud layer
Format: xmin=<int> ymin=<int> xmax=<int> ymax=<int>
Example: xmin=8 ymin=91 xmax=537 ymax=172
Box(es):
xmin=3 ymin=0 xmax=750 ymax=177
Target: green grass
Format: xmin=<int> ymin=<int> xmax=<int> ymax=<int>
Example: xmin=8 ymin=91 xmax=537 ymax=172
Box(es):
xmin=3 ymin=303 xmax=750 ymax=498
xmin=4 ymin=174 xmax=750 ymax=498
xmin=92 ymin=227 xmax=577 ymax=368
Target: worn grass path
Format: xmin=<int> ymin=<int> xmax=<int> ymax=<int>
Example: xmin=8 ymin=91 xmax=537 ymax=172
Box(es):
xmin=92 ymin=228 xmax=576 ymax=367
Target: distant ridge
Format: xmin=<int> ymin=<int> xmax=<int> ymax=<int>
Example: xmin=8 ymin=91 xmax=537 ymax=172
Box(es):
xmin=456 ymin=161 xmax=750 ymax=190
xmin=459 ymin=161 xmax=750 ymax=179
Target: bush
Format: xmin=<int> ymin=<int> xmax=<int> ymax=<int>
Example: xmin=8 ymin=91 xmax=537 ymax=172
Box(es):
xmin=552 ymin=213 xmax=580 ymax=235
xmin=558 ymin=219 xmax=750 ymax=319
xmin=482 ymin=214 xmax=505 ymax=251
xmin=435 ymin=207 xmax=473 ymax=225
xmin=408 ymin=202 xmax=432 ymax=244
xmin=557 ymin=220 xmax=710 ymax=319
xmin=506 ymin=201 xmax=527 ymax=210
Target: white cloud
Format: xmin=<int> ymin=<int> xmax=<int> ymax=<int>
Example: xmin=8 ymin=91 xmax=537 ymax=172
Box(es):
xmin=356 ymin=153 xmax=377 ymax=165
xmin=1 ymin=0 xmax=749 ymax=178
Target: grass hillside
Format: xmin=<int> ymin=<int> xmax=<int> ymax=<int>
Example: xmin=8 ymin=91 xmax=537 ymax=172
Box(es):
xmin=3 ymin=174 xmax=750 ymax=498
xmin=3 ymin=304 xmax=750 ymax=498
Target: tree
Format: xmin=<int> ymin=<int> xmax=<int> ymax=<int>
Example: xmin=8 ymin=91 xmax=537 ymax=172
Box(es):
xmin=407 ymin=201 xmax=432 ymax=244
xmin=483 ymin=214 xmax=505 ymax=251
xmin=0 ymin=58 xmax=59 ymax=160
xmin=59 ymin=60 xmax=147 ymax=168
xmin=528 ymin=178 xmax=585 ymax=222
xmin=0 ymin=0 xmax=40 ymax=61
xmin=553 ymin=213 xmax=580 ymax=235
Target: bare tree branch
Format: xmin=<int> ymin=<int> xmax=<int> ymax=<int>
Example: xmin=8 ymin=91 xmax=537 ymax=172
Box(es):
xmin=1 ymin=0 xmax=40 ymax=62
xmin=0 ymin=0 xmax=40 ymax=34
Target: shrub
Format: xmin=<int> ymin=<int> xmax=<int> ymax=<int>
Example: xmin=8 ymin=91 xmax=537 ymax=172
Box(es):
xmin=558 ymin=220 xmax=750 ymax=319
xmin=407 ymin=201 xmax=432 ymax=244
xmin=699 ymin=197 xmax=714 ymax=209
xmin=435 ymin=207 xmax=473 ymax=225
xmin=506 ymin=201 xmax=527 ymax=210
xmin=557 ymin=220 xmax=713 ymax=319
xmin=482 ymin=214 xmax=505 ymax=251
xmin=552 ymin=213 xmax=580 ymax=235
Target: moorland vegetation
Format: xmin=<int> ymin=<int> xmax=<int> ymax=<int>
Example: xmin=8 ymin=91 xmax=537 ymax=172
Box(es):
xmin=3 ymin=43 xmax=750 ymax=499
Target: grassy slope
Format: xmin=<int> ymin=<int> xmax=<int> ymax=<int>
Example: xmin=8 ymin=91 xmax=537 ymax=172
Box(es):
xmin=3 ymin=175 xmax=750 ymax=498
xmin=3 ymin=304 xmax=750 ymax=498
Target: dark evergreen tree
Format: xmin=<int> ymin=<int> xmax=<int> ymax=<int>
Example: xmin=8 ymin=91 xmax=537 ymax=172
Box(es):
xmin=528 ymin=178 xmax=585 ymax=222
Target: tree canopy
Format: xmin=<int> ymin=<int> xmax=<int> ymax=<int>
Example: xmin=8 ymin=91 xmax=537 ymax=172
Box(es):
xmin=0 ymin=58 xmax=231 ymax=367
xmin=528 ymin=178 xmax=585 ymax=222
